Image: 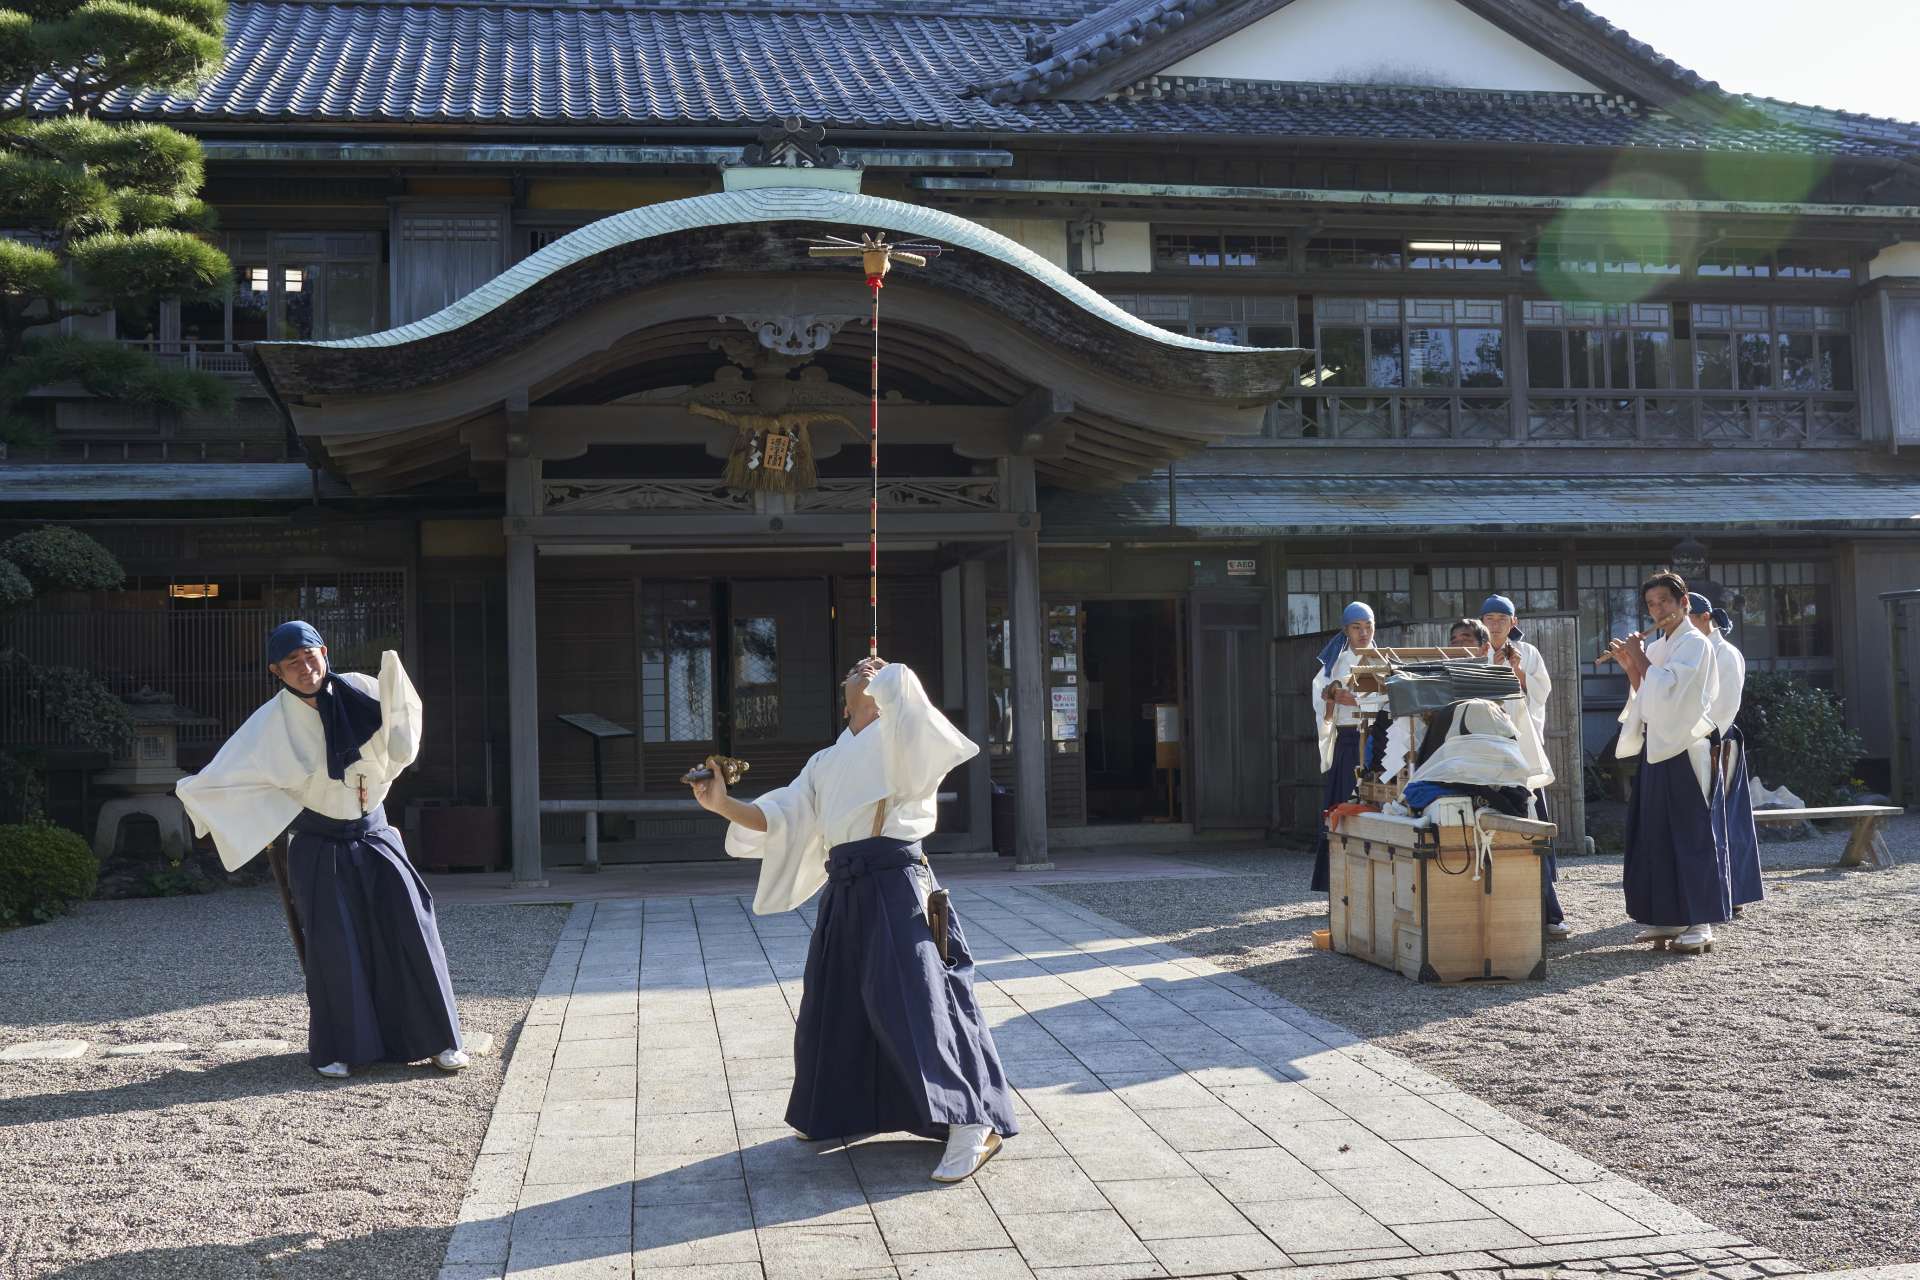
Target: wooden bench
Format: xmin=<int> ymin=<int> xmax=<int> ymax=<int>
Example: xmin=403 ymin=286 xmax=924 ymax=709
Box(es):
xmin=1751 ymin=805 xmax=1902 ymax=869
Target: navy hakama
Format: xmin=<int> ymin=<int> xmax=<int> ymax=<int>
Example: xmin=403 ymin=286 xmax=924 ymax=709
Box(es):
xmin=1311 ymin=725 xmax=1362 ymax=892
xmin=287 ymin=806 xmax=463 ymax=1069
xmin=1722 ymin=725 xmax=1764 ymax=907
xmin=1532 ymin=788 xmax=1564 ymax=926
xmin=787 ymin=838 xmax=1018 ymax=1142
xmin=1622 ymin=749 xmax=1733 ymax=927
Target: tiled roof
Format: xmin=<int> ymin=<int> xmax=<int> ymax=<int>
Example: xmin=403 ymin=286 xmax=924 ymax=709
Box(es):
xmin=15 ymin=0 xmax=1913 ymax=158
xmin=0 ymin=464 xmax=357 ymax=504
xmin=974 ymin=0 xmax=1718 ymax=103
xmin=1041 ymin=474 xmax=1920 ymax=536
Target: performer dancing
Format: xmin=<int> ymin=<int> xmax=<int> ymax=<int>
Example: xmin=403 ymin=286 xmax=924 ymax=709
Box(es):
xmin=176 ymin=621 xmax=466 ymax=1079
xmin=1310 ymin=602 xmax=1385 ymax=892
xmin=690 ymin=657 xmax=1016 ymax=1183
xmin=1610 ymin=574 xmax=1733 ymax=955
xmin=1690 ymin=593 xmax=1762 ymax=914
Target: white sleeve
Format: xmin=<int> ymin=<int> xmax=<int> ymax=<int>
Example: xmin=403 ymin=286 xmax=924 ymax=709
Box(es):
xmin=868 ymin=662 xmax=979 ymax=803
xmin=174 ymin=700 xmax=307 ymax=872
xmin=1523 ymin=643 xmax=1551 ymax=729
xmin=339 ymin=652 xmax=423 ymax=786
xmin=728 ymin=752 xmax=829 ymax=915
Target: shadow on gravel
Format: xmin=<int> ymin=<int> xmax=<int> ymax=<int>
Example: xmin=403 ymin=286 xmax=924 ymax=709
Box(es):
xmin=0 ymin=1053 xmax=450 ymax=1128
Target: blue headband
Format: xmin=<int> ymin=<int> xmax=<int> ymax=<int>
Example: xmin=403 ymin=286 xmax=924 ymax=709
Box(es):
xmin=266 ymin=620 xmax=325 ymax=667
xmin=1317 ymin=603 xmax=1374 ymax=675
xmin=1709 ymin=607 xmax=1732 ymax=635
xmin=1479 ymin=595 xmax=1515 ymax=618
xmin=1687 ymin=593 xmax=1712 ymax=616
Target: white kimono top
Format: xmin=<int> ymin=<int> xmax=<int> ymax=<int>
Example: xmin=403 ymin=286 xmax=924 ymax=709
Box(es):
xmin=175 ymin=651 xmax=423 ymax=872
xmin=1507 ymin=638 xmax=1552 ymax=744
xmin=725 ymin=663 xmax=979 ymax=916
xmin=1309 ymin=646 xmax=1388 ymax=773
xmin=1706 ymin=631 xmax=1746 ymax=734
xmin=1615 ymin=624 xmax=1716 ymax=797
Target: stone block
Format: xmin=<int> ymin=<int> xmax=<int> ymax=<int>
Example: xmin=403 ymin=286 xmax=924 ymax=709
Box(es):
xmin=976 ymin=1156 xmax=1110 ymax=1215
xmin=1098 ymin=1176 xmax=1255 ymax=1240
xmin=631 ymin=1195 xmax=761 ymax=1269
xmin=1000 ymin=1209 xmax=1157 ymax=1269
xmin=513 ymin=1182 xmax=633 ymax=1243
xmin=869 ymin=1182 xmax=1014 ymax=1253
xmin=1239 ymin=1196 xmax=1405 ymax=1255
xmin=104 ymin=1041 xmax=192 ymax=1057
xmin=503 ymin=1233 xmax=630 ymax=1278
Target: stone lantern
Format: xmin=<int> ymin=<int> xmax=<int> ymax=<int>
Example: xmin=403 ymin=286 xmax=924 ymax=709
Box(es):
xmin=91 ymin=691 xmax=218 ymax=861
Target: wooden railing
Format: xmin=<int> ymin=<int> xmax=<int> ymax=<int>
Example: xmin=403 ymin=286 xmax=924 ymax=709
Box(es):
xmin=1267 ymin=390 xmax=1861 ymax=444
xmin=114 ymin=339 xmax=257 ymax=378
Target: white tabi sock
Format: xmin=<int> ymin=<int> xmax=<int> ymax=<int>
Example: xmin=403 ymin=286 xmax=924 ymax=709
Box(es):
xmin=931 ymin=1124 xmax=1000 ymax=1183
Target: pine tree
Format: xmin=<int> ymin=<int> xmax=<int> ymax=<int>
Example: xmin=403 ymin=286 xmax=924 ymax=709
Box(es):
xmin=0 ymin=0 xmax=233 ymax=446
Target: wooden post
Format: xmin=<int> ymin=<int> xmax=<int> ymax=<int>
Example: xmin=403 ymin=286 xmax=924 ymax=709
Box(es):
xmin=505 ymin=527 xmax=547 ymax=887
xmin=962 ymin=557 xmax=993 ymax=853
xmin=1008 ymin=525 xmax=1051 ymax=870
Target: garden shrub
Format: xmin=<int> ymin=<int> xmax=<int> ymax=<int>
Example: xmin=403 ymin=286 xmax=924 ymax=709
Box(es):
xmin=1740 ymin=672 xmax=1863 ymax=807
xmin=0 ymin=823 xmax=98 ymax=926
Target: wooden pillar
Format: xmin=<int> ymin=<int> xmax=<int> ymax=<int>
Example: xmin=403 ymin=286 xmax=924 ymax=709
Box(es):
xmin=1008 ymin=526 xmax=1051 ymax=869
xmin=962 ymin=557 xmax=993 ymax=852
xmin=505 ymin=532 xmax=545 ymax=886
xmin=504 ymin=447 xmax=546 ymax=887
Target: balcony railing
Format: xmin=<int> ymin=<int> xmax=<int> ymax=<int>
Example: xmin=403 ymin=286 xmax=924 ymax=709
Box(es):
xmin=114 ymin=339 xmax=258 ymax=378
xmin=1267 ymin=390 xmax=1861 ymax=444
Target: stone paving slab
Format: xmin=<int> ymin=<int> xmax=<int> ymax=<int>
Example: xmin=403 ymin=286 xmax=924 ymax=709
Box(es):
xmin=439 ymin=888 xmax=1810 ymax=1280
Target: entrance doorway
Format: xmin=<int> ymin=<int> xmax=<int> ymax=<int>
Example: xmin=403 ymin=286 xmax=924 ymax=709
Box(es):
xmin=1080 ymin=599 xmax=1183 ymax=823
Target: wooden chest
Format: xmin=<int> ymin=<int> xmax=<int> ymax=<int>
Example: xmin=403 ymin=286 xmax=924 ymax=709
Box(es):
xmin=1327 ymin=810 xmax=1554 ymax=983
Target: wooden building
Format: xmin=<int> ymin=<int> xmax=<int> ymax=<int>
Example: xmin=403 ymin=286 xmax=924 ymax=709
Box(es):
xmin=8 ymin=0 xmax=1920 ymax=879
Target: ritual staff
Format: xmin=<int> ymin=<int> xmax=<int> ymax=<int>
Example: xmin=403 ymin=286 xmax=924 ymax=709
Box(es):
xmin=691 ymin=657 xmax=1016 ymax=1184
xmin=1479 ymin=595 xmax=1568 ymax=939
xmin=1610 ymin=574 xmax=1733 ymax=955
xmin=1310 ymin=602 xmax=1386 ymax=892
xmin=1691 ymin=593 xmax=1763 ymax=914
xmin=176 ymin=622 xmax=467 ymax=1079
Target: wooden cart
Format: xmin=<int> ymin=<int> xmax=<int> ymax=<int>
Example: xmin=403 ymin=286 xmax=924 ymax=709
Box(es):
xmin=1328 ymin=809 xmax=1555 ymax=983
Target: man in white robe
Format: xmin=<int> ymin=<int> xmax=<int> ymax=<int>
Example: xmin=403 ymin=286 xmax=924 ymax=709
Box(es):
xmin=1611 ymin=574 xmax=1733 ymax=955
xmin=176 ymin=620 xmax=466 ymax=1078
xmin=1690 ymin=593 xmax=1763 ymax=912
xmin=690 ymin=657 xmax=1016 ymax=1183
xmin=1465 ymin=606 xmax=1566 ymax=937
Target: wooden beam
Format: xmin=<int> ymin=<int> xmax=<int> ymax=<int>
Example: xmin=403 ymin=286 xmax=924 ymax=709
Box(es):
xmin=522 ymin=404 xmax=1010 ymax=460
xmin=1008 ymin=387 xmax=1075 ymax=457
xmin=527 ymin=511 xmax=1027 ymax=540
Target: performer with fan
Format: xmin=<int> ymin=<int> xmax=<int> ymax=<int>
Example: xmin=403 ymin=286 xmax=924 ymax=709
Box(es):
xmin=1611 ymin=574 xmax=1733 ymax=955
xmin=1690 ymin=593 xmax=1763 ymax=914
xmin=175 ymin=621 xmax=466 ymax=1079
xmin=1309 ymin=602 xmax=1386 ymax=892
xmin=689 ymin=656 xmax=1017 ymax=1183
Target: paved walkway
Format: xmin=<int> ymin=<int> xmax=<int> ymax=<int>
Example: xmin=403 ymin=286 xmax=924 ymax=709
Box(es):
xmin=439 ymin=886 xmax=1799 ymax=1280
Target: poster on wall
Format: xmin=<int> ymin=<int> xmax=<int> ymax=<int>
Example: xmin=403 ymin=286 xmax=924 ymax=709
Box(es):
xmin=1050 ymin=685 xmax=1079 ymax=740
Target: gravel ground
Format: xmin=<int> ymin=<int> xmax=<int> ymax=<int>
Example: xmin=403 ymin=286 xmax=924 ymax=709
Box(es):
xmin=1047 ymin=818 xmax=1920 ymax=1273
xmin=0 ymin=886 xmax=569 ymax=1280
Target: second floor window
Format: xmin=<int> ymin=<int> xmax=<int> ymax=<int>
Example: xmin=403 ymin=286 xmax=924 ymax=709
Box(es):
xmin=161 ymin=232 xmax=382 ymax=347
xmin=1689 ymin=304 xmax=1853 ymax=393
xmin=1151 ymin=227 xmax=1287 ymax=272
xmin=1309 ymin=297 xmax=1505 ymax=390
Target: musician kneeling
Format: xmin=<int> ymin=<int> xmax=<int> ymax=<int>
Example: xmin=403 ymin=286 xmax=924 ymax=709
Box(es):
xmin=690 ymin=658 xmax=1017 ymax=1183
xmin=1609 ymin=574 xmax=1734 ymax=956
xmin=1399 ymin=697 xmax=1539 ymax=821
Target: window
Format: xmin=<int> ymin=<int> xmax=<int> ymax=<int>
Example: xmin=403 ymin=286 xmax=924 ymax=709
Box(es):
xmin=732 ymin=616 xmax=781 ymax=740
xmin=642 ymin=584 xmax=715 ymax=744
xmin=1152 ymin=227 xmax=1287 ymax=273
xmin=1287 ymin=567 xmax=1411 ymax=636
xmin=1524 ymin=301 xmax=1676 ymax=391
xmin=1306 ymin=237 xmax=1501 ymax=271
xmin=1686 ymin=304 xmax=1853 ymax=393
xmin=1522 ymin=242 xmax=1682 ymax=277
xmin=1310 ymin=298 xmax=1504 ymax=389
xmin=1107 ymin=293 xmax=1297 ymax=348
xmin=1708 ymin=561 xmax=1834 ymax=666
xmin=1697 ymin=246 xmax=1853 ymax=281
xmin=1306 ymin=237 xmax=1403 ymax=271
xmin=1576 ymin=564 xmax=1662 ymax=670
xmin=1431 ymin=565 xmax=1561 ymax=622
xmin=1408 ymin=239 xmax=1503 ymax=271
xmin=130 ymin=232 xmax=383 ymax=348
